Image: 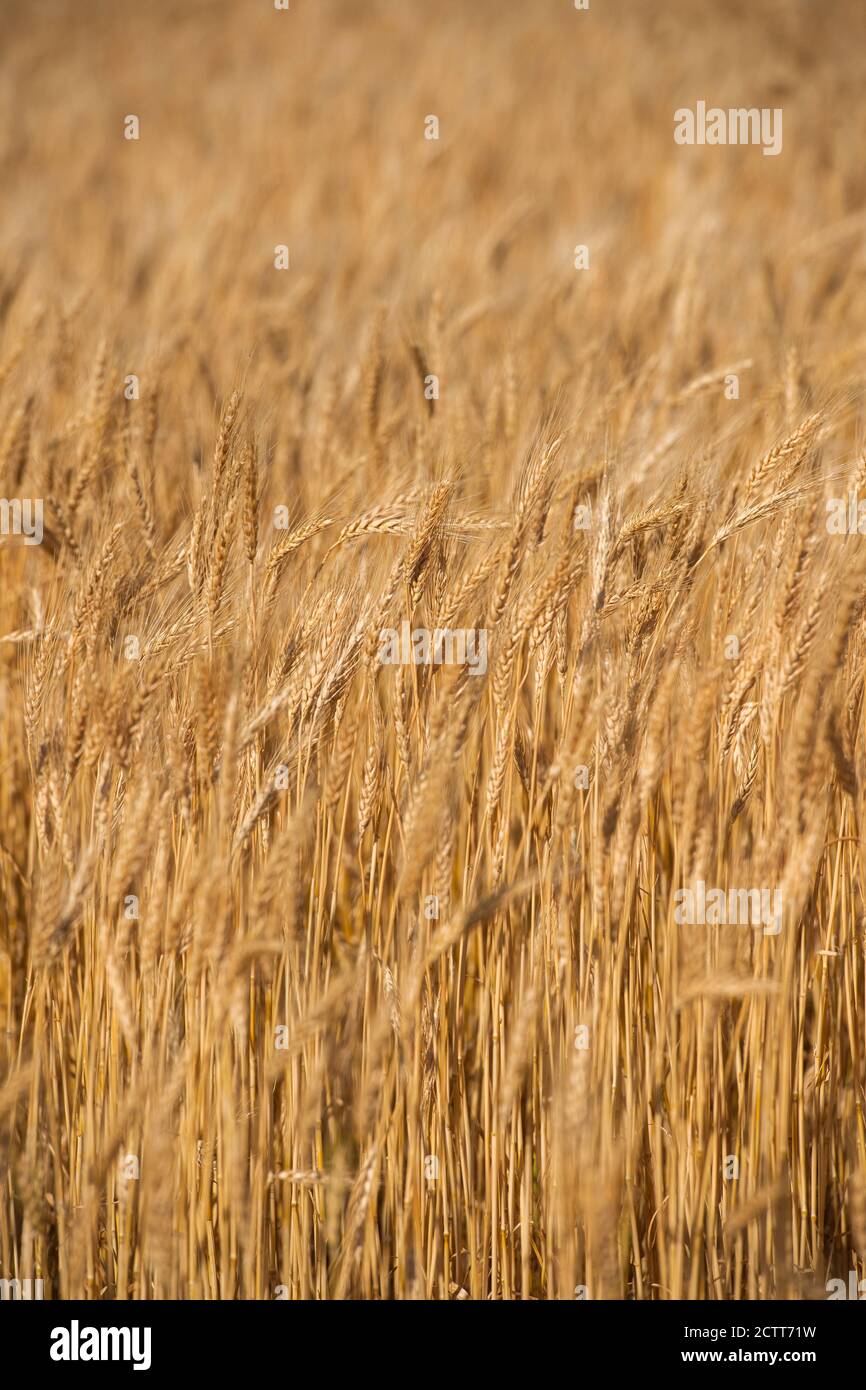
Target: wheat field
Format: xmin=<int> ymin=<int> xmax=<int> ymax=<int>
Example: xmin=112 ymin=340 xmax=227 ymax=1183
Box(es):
xmin=2 ymin=0 xmax=866 ymax=1302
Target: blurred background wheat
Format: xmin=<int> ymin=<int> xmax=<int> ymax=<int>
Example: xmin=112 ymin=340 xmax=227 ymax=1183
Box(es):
xmin=2 ymin=0 xmax=866 ymax=1299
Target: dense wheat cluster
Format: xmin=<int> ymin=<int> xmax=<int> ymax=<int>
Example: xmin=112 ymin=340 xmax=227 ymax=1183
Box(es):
xmin=2 ymin=0 xmax=866 ymax=1302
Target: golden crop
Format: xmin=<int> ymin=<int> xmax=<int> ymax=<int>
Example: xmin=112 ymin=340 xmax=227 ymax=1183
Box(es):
xmin=1 ymin=0 xmax=865 ymax=1300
